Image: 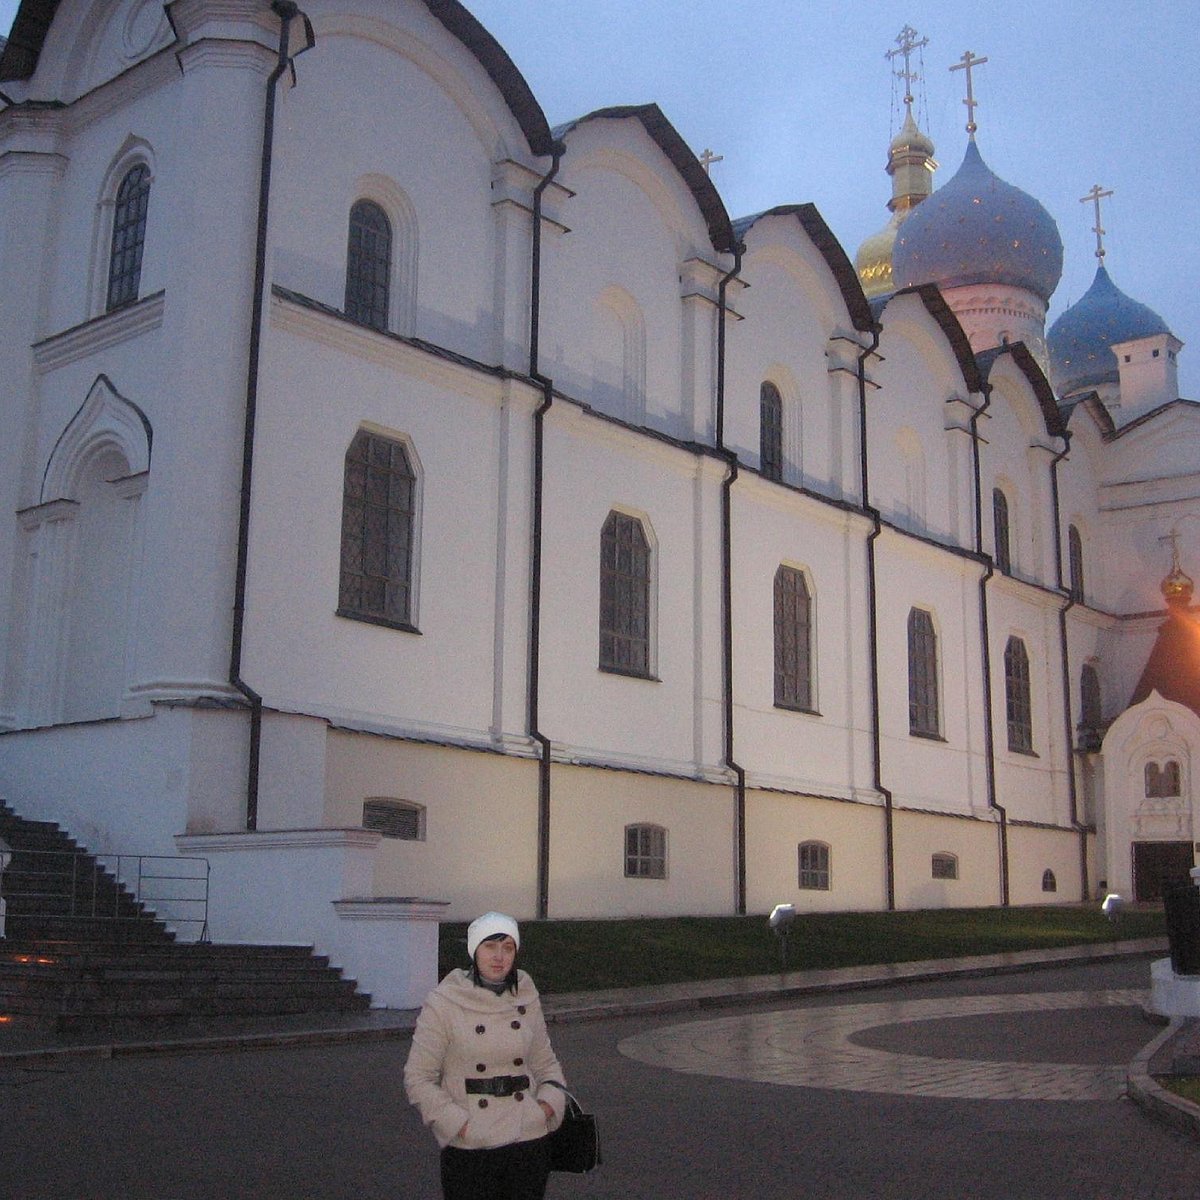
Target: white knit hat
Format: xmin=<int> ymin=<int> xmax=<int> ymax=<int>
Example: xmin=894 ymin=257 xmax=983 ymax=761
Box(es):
xmin=466 ymin=911 xmax=520 ymax=959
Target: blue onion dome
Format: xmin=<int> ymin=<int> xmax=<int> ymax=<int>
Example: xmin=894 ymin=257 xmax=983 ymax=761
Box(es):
xmin=1047 ymin=264 xmax=1171 ymax=395
xmin=893 ymin=140 xmax=1063 ymax=303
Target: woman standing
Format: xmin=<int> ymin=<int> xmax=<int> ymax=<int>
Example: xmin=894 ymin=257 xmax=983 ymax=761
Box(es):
xmin=405 ymin=912 xmax=567 ymax=1199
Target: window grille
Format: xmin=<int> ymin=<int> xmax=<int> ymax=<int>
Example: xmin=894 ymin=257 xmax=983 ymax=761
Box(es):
xmin=760 ymin=382 xmax=783 ymax=482
xmin=362 ymin=798 xmax=424 ymax=840
xmin=600 ymin=511 xmax=651 ymax=677
xmin=338 ymin=430 xmax=415 ymax=628
xmin=1145 ymin=760 xmax=1181 ymax=798
xmin=107 ymin=164 xmax=151 ymax=312
xmin=907 ymin=608 xmax=939 ymax=736
xmin=774 ymin=566 xmax=813 ymax=710
xmin=345 ymin=200 xmax=392 ymax=331
xmin=1005 ymin=636 xmax=1033 ymax=752
xmin=931 ymin=852 xmax=958 ymax=880
xmin=1042 ymin=869 xmax=1057 ymax=893
xmin=625 ymin=824 xmax=666 ymax=879
xmin=798 ymin=841 xmax=830 ymax=890
xmin=1078 ymin=664 xmax=1102 ymax=750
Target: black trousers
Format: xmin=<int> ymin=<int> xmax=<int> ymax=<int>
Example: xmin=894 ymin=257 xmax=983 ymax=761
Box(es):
xmin=440 ymin=1136 xmax=550 ymax=1200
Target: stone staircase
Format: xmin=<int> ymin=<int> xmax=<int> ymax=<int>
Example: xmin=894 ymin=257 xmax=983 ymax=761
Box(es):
xmin=0 ymin=801 xmax=370 ymax=1025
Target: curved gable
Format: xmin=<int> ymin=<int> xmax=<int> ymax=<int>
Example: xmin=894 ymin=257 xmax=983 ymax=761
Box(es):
xmin=734 ymin=204 xmax=873 ymax=333
xmin=555 ymin=104 xmax=735 ymax=255
xmin=978 ymin=342 xmax=1065 ymax=440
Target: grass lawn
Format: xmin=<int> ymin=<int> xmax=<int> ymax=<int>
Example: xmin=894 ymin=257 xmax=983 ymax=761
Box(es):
xmin=1161 ymin=1077 xmax=1200 ymax=1103
xmin=438 ymin=905 xmax=1165 ymax=994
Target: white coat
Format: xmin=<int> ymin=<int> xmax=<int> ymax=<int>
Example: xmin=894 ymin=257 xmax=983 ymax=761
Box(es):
xmin=404 ymin=968 xmax=567 ymax=1150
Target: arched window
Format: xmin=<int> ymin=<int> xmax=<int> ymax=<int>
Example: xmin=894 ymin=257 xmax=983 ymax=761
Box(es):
xmin=337 ymin=429 xmax=416 ymax=629
xmin=599 ymin=511 xmax=651 ymax=677
xmin=774 ymin=565 xmax=813 ymax=711
xmin=992 ymin=488 xmax=1011 ymax=574
xmin=1042 ymin=869 xmax=1057 ymax=893
xmin=760 ymin=382 xmax=783 ymax=483
xmin=1068 ymin=525 xmax=1085 ymax=603
xmin=931 ymin=852 xmax=958 ymax=880
xmin=345 ymin=200 xmax=392 ymax=330
xmin=107 ymin=164 xmax=151 ymax=311
xmin=1005 ymin=636 xmax=1033 ymax=753
xmin=798 ymin=841 xmax=830 ymax=890
xmin=625 ymin=824 xmax=666 ymax=879
xmin=1078 ymin=663 xmax=1102 ymax=750
xmin=907 ymin=608 xmax=939 ymax=737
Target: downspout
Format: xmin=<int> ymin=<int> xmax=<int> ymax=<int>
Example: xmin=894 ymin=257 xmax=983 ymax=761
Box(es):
xmin=1049 ymin=434 xmax=1089 ymax=900
xmin=856 ymin=326 xmax=893 ymax=909
xmin=969 ymin=385 xmax=1009 ymax=905
xmin=527 ymin=144 xmax=564 ymax=920
xmin=229 ymin=1 xmax=314 ymax=830
xmin=715 ymin=243 xmax=746 ymax=913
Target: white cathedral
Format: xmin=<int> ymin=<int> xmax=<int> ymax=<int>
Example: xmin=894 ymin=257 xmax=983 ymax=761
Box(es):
xmin=1 ymin=0 xmax=1196 ymax=1006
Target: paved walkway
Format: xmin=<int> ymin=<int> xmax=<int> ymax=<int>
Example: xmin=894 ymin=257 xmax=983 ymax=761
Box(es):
xmin=2 ymin=934 xmax=1197 ymax=1140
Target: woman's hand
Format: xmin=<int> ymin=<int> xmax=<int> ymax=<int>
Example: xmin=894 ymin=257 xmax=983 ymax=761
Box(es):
xmin=539 ymin=1100 xmax=554 ymax=1125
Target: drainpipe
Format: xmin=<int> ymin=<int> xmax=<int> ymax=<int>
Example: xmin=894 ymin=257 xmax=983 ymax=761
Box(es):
xmin=229 ymin=1 xmax=314 ymax=830
xmin=855 ymin=326 xmax=893 ymax=909
xmin=1049 ymin=434 xmax=1089 ymax=900
xmin=715 ymin=244 xmax=746 ymax=913
xmin=968 ymin=385 xmax=1008 ymax=905
xmin=527 ymin=144 xmax=564 ymax=920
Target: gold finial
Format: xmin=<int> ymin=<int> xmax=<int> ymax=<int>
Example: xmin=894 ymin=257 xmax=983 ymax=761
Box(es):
xmin=950 ymin=49 xmax=988 ymax=138
xmin=887 ymin=25 xmax=929 ymax=115
xmin=1160 ymin=529 xmax=1194 ymax=607
xmin=1080 ymin=184 xmax=1114 ymax=262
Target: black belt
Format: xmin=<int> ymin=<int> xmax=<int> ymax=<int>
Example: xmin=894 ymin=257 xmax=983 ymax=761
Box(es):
xmin=465 ymin=1074 xmax=530 ymax=1097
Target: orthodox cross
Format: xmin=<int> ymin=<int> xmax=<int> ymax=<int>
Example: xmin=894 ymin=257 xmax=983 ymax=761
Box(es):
xmin=699 ymin=148 xmax=723 ymax=175
xmin=887 ymin=24 xmax=928 ymax=110
xmin=1080 ymin=183 xmax=1114 ymax=261
xmin=1161 ymin=528 xmax=1182 ymax=569
xmin=950 ymin=49 xmax=988 ymax=137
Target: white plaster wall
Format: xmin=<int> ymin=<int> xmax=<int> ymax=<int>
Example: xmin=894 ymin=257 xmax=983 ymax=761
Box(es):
xmin=892 ymin=808 xmax=1002 ymax=910
xmin=1007 ymin=823 xmax=1087 ymax=905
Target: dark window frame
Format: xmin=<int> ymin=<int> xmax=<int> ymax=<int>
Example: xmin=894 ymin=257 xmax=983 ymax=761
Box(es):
xmin=798 ymin=840 xmax=831 ymax=890
xmin=1068 ymin=524 xmax=1085 ymax=603
xmin=931 ymin=852 xmax=958 ymax=880
xmin=1005 ymin=636 xmax=1034 ymax=753
xmin=599 ymin=511 xmax=652 ymax=678
xmin=907 ymin=608 xmax=940 ymax=737
xmin=337 ymin=429 xmax=417 ymax=631
xmin=362 ymin=797 xmax=425 ymax=841
xmin=624 ymin=823 xmax=667 ymax=879
xmin=1078 ymin=663 xmax=1102 ymax=750
xmin=345 ymin=199 xmax=392 ymax=331
xmin=774 ymin=565 xmax=814 ymax=712
xmin=760 ymin=381 xmax=784 ymax=483
xmin=106 ymin=163 xmax=151 ymax=312
xmin=992 ymin=487 xmax=1012 ymax=574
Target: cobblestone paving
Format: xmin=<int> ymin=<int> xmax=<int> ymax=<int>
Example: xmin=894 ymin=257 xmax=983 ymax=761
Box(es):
xmin=617 ymin=988 xmax=1146 ymax=1101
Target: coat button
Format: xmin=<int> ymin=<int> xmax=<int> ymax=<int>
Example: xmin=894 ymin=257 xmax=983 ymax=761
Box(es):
xmin=515 ymin=1092 xmax=524 ymax=1102
xmin=517 ymin=1006 xmax=527 ymax=1015
xmin=511 ymin=1020 xmax=521 ymax=1029
xmin=475 ymin=1025 xmax=485 ymax=1034
xmin=478 ymin=1098 xmax=488 ymax=1109
xmin=476 ymin=1064 xmax=486 ymax=1073
xmin=513 ymin=1058 xmax=523 ymax=1067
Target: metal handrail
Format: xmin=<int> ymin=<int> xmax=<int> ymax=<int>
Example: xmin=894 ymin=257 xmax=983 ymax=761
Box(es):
xmin=0 ymin=849 xmax=210 ymax=941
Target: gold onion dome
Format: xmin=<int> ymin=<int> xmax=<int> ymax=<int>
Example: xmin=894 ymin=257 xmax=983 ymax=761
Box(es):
xmin=856 ymin=108 xmax=936 ymax=301
xmin=1162 ymin=557 xmax=1194 ymax=608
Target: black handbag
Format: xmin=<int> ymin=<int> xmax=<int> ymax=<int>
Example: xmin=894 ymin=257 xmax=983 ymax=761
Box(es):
xmin=543 ymin=1081 xmax=601 ymax=1173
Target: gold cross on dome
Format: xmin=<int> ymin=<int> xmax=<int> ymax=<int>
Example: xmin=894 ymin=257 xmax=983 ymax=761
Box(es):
xmin=950 ymin=49 xmax=989 ymax=137
xmin=1080 ymin=184 xmax=1114 ymax=261
xmin=699 ymin=148 xmax=723 ymax=175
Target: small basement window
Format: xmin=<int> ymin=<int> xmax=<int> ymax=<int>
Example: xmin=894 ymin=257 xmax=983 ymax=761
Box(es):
xmin=1042 ymin=869 xmax=1057 ymax=893
xmin=931 ymin=852 xmax=958 ymax=880
xmin=362 ymin=798 xmax=425 ymax=841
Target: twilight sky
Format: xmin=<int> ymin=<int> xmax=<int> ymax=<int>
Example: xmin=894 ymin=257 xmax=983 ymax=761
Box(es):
xmin=3 ymin=0 xmax=1196 ymax=396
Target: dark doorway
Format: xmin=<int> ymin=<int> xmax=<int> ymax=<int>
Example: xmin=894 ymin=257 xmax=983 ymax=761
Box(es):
xmin=1132 ymin=841 xmax=1195 ymax=901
